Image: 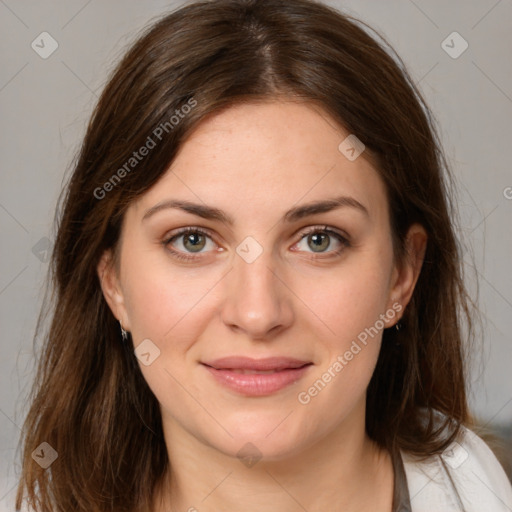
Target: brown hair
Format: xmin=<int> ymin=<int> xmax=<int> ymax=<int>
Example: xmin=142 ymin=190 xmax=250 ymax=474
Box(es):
xmin=16 ymin=0 xmax=477 ymax=510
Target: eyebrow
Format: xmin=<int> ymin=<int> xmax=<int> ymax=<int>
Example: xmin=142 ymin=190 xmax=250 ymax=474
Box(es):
xmin=141 ymin=195 xmax=369 ymax=225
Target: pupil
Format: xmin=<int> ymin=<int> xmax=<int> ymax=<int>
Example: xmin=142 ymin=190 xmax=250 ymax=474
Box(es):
xmin=185 ymin=233 xmax=205 ymax=252
xmin=310 ymin=233 xmax=329 ymax=252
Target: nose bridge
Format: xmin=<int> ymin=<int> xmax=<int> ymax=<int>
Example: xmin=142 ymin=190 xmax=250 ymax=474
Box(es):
xmin=221 ymin=240 xmax=292 ymax=338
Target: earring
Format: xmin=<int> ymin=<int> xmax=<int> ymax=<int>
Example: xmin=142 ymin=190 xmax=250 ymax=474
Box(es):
xmin=395 ymin=321 xmax=402 ymax=331
xmin=120 ymin=320 xmax=129 ymax=341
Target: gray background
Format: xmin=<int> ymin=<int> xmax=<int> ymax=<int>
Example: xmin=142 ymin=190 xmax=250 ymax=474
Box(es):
xmin=1 ymin=0 xmax=511 ymax=509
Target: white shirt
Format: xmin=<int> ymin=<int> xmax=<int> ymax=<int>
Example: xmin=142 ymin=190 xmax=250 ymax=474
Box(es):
xmin=401 ymin=425 xmax=512 ymax=511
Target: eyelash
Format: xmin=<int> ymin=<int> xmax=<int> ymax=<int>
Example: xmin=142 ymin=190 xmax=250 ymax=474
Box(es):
xmin=162 ymin=225 xmax=350 ymax=262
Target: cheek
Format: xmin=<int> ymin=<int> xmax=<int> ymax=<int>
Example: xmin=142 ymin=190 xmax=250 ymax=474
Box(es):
xmin=288 ymin=254 xmax=392 ymax=410
xmin=122 ymin=248 xmax=224 ymax=345
xmin=123 ymin=260 xmax=220 ymax=418
xmin=292 ymin=259 xmax=392 ymax=347
xmin=293 ymin=271 xmax=388 ymax=429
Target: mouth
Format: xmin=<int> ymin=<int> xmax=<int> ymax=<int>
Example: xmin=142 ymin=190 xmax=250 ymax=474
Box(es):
xmin=220 ymin=368 xmax=298 ymax=374
xmin=201 ymin=356 xmax=313 ymax=396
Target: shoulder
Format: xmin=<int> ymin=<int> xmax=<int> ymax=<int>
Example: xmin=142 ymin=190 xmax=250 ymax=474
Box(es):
xmin=401 ymin=423 xmax=512 ymax=511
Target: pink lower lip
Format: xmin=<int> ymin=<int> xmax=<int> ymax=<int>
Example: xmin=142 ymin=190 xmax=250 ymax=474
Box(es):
xmin=202 ymin=364 xmax=312 ymax=396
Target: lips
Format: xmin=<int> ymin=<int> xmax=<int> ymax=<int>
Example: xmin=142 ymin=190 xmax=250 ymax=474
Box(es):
xmin=203 ymin=356 xmax=310 ymax=371
xmin=201 ymin=356 xmax=313 ymax=396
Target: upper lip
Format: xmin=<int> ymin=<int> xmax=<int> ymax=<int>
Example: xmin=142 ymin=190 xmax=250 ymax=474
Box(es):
xmin=202 ymin=356 xmax=312 ymax=371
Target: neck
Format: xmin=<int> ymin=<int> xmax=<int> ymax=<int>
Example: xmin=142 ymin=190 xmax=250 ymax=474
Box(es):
xmin=153 ymin=407 xmax=394 ymax=512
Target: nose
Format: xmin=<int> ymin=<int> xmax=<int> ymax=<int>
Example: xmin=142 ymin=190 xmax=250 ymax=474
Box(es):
xmin=220 ymin=248 xmax=294 ymax=340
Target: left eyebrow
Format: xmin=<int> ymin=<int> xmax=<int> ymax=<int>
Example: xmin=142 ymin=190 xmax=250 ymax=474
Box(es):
xmin=284 ymin=196 xmax=369 ymax=222
xmin=141 ymin=195 xmax=369 ymax=224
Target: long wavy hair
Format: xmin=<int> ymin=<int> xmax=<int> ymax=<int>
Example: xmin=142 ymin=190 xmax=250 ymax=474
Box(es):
xmin=16 ymin=0 xmax=477 ymax=510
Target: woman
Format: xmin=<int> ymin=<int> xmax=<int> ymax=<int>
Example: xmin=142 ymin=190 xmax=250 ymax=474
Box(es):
xmin=15 ymin=0 xmax=512 ymax=511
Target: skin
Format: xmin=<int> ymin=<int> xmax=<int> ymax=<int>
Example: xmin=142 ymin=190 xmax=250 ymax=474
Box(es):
xmin=98 ymin=99 xmax=427 ymax=512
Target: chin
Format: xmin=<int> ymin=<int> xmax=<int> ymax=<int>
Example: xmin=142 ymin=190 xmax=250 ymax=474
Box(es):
xmin=204 ymin=412 xmax=317 ymax=462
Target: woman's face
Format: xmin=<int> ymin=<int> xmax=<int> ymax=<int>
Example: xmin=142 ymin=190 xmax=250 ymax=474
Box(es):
xmin=99 ymin=100 xmax=425 ymax=460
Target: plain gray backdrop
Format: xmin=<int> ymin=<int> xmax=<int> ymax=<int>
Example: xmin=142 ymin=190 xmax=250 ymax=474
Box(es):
xmin=1 ymin=0 xmax=511 ymax=509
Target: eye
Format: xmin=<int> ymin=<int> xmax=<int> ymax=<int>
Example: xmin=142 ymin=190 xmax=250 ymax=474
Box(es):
xmin=162 ymin=225 xmax=350 ymax=263
xmin=163 ymin=227 xmax=218 ymax=261
xmin=292 ymin=225 xmax=350 ymax=257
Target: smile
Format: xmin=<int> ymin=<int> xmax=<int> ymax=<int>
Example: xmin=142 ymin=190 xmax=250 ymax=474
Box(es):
xmin=201 ymin=356 xmax=313 ymax=396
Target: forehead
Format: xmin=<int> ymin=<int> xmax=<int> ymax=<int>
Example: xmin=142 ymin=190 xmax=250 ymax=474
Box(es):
xmin=128 ymin=100 xmax=389 ymax=226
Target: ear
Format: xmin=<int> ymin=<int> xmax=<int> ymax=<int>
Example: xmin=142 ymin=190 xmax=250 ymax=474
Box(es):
xmin=97 ymin=249 xmax=131 ymax=331
xmin=386 ymin=223 xmax=427 ymax=325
